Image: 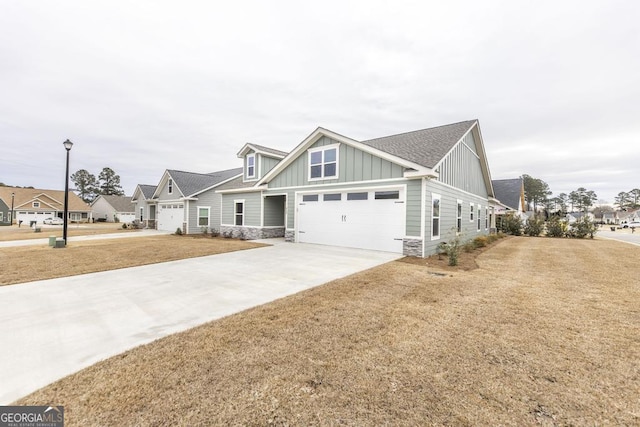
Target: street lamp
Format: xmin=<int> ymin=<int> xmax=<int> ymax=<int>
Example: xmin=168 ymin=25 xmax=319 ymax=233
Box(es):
xmin=10 ymin=192 xmax=14 ymax=226
xmin=63 ymin=139 xmax=73 ymax=245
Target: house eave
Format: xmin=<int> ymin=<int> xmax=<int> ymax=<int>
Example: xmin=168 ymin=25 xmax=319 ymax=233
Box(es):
xmin=217 ymin=185 xmax=267 ymax=194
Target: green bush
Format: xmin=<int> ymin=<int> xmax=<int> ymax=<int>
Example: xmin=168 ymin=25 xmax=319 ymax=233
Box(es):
xmin=500 ymin=213 xmax=523 ymax=236
xmin=569 ymin=216 xmax=598 ymax=239
xmin=175 ymin=227 xmax=183 ymax=235
xmin=438 ymin=232 xmax=462 ymax=266
xmin=546 ymin=216 xmax=567 ymax=238
xmin=524 ymin=216 xmax=545 ymax=237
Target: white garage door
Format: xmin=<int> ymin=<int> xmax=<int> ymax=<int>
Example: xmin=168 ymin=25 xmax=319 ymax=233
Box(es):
xmin=297 ymin=188 xmax=405 ymax=253
xmin=157 ymin=203 xmax=184 ymax=232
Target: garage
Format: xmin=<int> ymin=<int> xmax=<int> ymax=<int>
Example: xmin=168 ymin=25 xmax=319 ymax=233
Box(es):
xmin=297 ymin=188 xmax=405 ymax=253
xmin=157 ymin=203 xmax=184 ymax=232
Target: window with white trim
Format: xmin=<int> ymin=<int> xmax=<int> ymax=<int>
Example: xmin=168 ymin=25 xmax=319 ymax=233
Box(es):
xmin=485 ymin=207 xmax=489 ymax=229
xmin=198 ymin=206 xmax=210 ymax=227
xmin=33 ymin=202 xmax=40 ymax=208
xmin=139 ymin=207 xmax=144 ymax=222
xmin=477 ymin=205 xmax=481 ymax=231
xmin=457 ymin=200 xmax=463 ymax=233
xmin=168 ymin=178 xmax=173 ymax=194
xmin=432 ymin=194 xmax=441 ymax=239
xmin=470 ymin=202 xmax=474 ymax=221
xmin=308 ymin=145 xmax=338 ymax=180
xmin=234 ymin=201 xmax=244 ymax=226
xmin=246 ymin=154 xmax=256 ymax=179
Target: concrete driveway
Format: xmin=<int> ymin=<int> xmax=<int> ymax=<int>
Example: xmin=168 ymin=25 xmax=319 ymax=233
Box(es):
xmin=598 ymin=228 xmax=640 ymax=247
xmin=0 ymin=241 xmax=401 ymax=404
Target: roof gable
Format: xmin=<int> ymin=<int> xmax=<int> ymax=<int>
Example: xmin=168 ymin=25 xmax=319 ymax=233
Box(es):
xmin=92 ymin=195 xmax=133 ymax=212
xmin=492 ymin=178 xmax=524 ymax=211
xmin=0 ymin=186 xmax=91 ymax=212
xmin=237 ymin=143 xmax=287 ymax=159
xmin=152 ymin=168 xmax=243 ymax=199
xmin=361 ymin=120 xmax=478 ymax=169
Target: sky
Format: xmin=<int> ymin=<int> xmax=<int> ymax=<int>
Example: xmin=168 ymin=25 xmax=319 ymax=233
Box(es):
xmin=1 ymin=0 xmax=638 ymax=204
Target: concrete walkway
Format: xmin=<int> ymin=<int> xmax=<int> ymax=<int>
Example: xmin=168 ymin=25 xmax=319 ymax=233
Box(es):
xmin=0 ymin=229 xmax=171 ymax=247
xmin=0 ymin=241 xmax=401 ymax=404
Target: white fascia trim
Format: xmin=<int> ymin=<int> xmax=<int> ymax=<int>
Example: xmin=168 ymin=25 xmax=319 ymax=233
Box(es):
xmin=34 ymin=193 xmax=64 ymax=205
xmin=433 ymin=121 xmax=477 ymax=171
xmin=217 ymin=185 xmax=267 ymax=194
xmin=420 ymin=178 xmax=426 ymax=248
xmin=257 ymin=127 xmax=433 ymax=186
xmin=294 ymin=183 xmax=407 ymax=195
xmin=430 ymin=179 xmax=492 ymax=201
xmin=404 ymin=169 xmax=438 ymax=179
xmin=264 ymin=177 xmax=409 ymax=192
xmin=186 ymin=173 xmax=244 ymax=198
xmin=237 ymin=143 xmax=287 ymax=159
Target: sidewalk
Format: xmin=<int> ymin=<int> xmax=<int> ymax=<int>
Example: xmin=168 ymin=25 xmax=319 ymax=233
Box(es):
xmin=0 ymin=229 xmax=171 ymax=248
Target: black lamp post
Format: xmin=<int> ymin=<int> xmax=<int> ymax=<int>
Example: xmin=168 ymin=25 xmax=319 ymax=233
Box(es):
xmin=10 ymin=192 xmax=14 ymax=226
xmin=63 ymin=139 xmax=73 ymax=245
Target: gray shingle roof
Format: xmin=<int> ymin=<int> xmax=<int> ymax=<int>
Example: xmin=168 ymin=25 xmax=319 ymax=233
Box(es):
xmin=215 ymin=175 xmax=259 ymax=191
xmin=138 ymin=185 xmax=156 ymax=199
xmin=168 ymin=167 xmax=243 ymax=197
xmin=492 ymin=178 xmax=523 ymax=211
xmin=360 ymin=120 xmax=477 ymax=169
xmin=99 ymin=195 xmax=134 ymax=212
xmin=250 ymin=143 xmax=288 ymax=158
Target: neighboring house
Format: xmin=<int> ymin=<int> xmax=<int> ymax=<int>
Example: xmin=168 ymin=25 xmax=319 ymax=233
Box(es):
xmin=492 ymin=178 xmax=526 ymax=229
xmin=216 ymin=119 xmax=496 ymax=257
xmin=618 ymin=209 xmax=640 ymax=226
xmin=91 ymin=195 xmax=135 ymax=223
xmin=149 ymin=168 xmax=243 ymax=233
xmin=0 ymin=186 xmax=92 ymax=225
xmin=131 ymin=185 xmax=158 ymax=229
xmin=602 ymin=211 xmax=617 ymax=224
xmin=0 ymin=196 xmax=10 ymax=226
xmin=566 ymin=211 xmax=595 ymax=224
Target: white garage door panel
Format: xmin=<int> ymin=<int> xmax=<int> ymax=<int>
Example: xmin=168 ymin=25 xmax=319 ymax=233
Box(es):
xmin=157 ymin=204 xmax=184 ymax=232
xmin=298 ymin=189 xmax=405 ymax=253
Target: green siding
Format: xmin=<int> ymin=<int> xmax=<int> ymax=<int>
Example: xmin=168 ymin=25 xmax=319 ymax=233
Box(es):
xmin=221 ymin=192 xmax=262 ymax=227
xmin=436 ymin=131 xmax=488 ymax=197
xmin=405 ymin=179 xmax=422 ymax=236
xmin=423 ymin=181 xmax=488 ymax=256
xmin=264 ymin=195 xmax=285 ymax=226
xmin=268 ymin=136 xmax=405 ymax=189
xmin=261 ymin=155 xmax=280 ymax=179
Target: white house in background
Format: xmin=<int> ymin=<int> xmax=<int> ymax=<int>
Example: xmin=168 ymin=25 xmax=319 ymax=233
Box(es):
xmin=91 ymin=195 xmax=135 ymax=223
xmin=566 ymin=211 xmax=595 ymax=224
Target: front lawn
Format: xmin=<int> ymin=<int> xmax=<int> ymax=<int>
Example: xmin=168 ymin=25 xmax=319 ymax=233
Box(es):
xmin=16 ymin=237 xmax=640 ymax=425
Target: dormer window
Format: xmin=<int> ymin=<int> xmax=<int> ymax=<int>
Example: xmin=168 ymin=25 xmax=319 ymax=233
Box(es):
xmin=247 ymin=154 xmax=256 ymax=179
xmin=168 ymin=178 xmax=173 ymax=194
xmin=308 ymin=144 xmax=339 ymax=180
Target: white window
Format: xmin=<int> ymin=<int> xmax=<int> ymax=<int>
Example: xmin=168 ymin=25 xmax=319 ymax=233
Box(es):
xmin=168 ymin=178 xmax=173 ymax=194
xmin=139 ymin=207 xmax=144 ymax=221
xmin=477 ymin=205 xmax=481 ymax=231
xmin=485 ymin=207 xmax=489 ymax=229
xmin=432 ymin=194 xmax=441 ymax=240
xmin=457 ymin=200 xmax=463 ymax=233
xmin=470 ymin=202 xmax=474 ymax=221
xmin=33 ymin=202 xmax=40 ymax=208
xmin=247 ymin=154 xmax=256 ymax=179
xmin=0 ymin=212 xmax=3 ymax=222
xmin=198 ymin=206 xmax=210 ymax=227
xmin=234 ymin=201 xmax=244 ymax=226
xmin=308 ymin=144 xmax=338 ymax=180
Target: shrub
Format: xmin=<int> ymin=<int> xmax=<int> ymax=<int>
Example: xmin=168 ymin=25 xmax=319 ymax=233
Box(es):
xmin=473 ymin=236 xmax=488 ymax=248
xmin=569 ymin=216 xmax=598 ymax=239
xmin=500 ymin=213 xmax=523 ymax=236
xmin=210 ymin=228 xmax=220 ymax=237
xmin=440 ymin=235 xmax=462 ymax=266
xmin=122 ymin=223 xmax=128 ymax=229
xmin=201 ymin=226 xmax=209 ymax=236
xmin=175 ymin=227 xmax=183 ymax=235
xmin=222 ymin=230 xmax=233 ymax=238
xmin=546 ymin=216 xmax=566 ymax=237
xmin=524 ymin=216 xmax=545 ymax=237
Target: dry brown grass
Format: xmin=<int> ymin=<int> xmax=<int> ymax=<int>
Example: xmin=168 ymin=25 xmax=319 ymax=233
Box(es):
xmin=16 ymin=237 xmax=640 ymax=425
xmin=0 ymin=236 xmax=265 ymax=286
